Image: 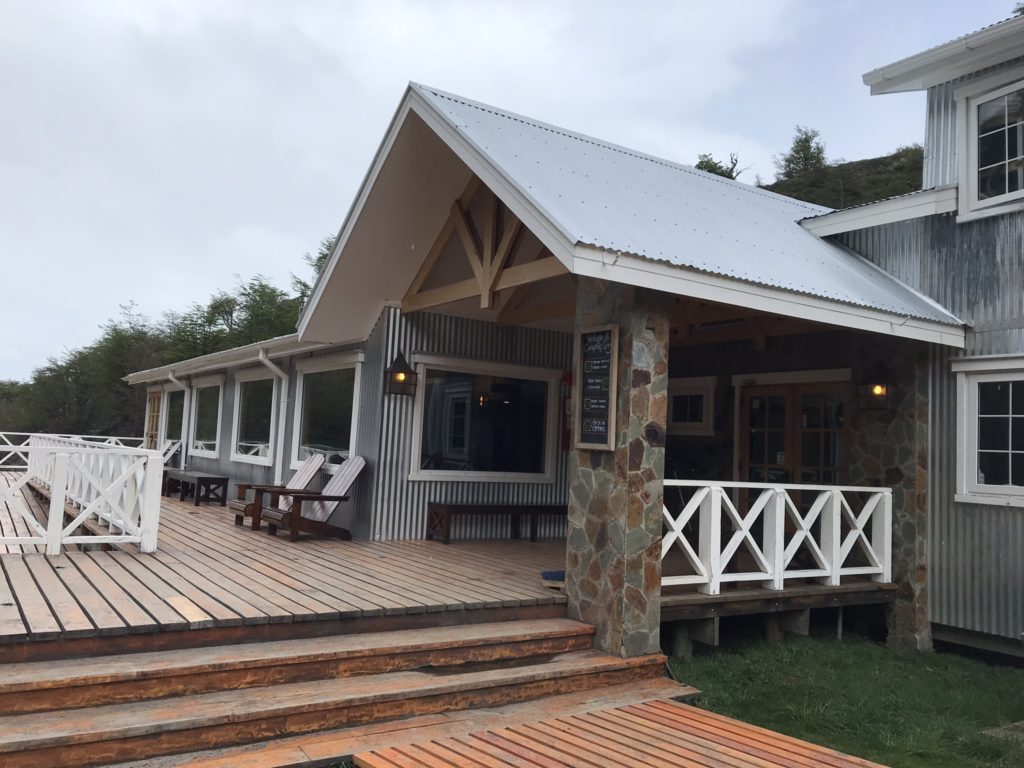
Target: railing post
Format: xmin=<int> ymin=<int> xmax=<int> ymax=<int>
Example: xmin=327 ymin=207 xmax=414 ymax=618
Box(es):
xmin=698 ymin=486 xmax=721 ymax=595
xmin=873 ymin=491 xmax=893 ymax=583
xmin=45 ymin=453 xmax=69 ymax=556
xmin=139 ymin=454 xmax=164 ymax=553
xmin=820 ymin=490 xmax=842 ymax=586
xmin=763 ymin=489 xmax=786 ymax=591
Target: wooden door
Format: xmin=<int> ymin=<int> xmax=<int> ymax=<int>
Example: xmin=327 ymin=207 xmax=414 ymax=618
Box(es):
xmin=740 ymin=382 xmax=850 ymax=494
xmin=144 ymin=392 xmax=162 ymax=450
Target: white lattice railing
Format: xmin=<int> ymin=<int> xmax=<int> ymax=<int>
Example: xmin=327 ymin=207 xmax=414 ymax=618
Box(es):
xmin=0 ymin=432 xmax=145 ymax=471
xmin=661 ymin=480 xmax=892 ymax=594
xmin=0 ymin=433 xmax=163 ymax=554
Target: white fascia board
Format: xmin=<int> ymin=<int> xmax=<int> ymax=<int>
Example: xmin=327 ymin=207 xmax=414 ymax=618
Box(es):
xmin=406 ymin=92 xmax=576 ymax=270
xmin=951 ymin=353 xmax=1024 ymax=373
xmin=124 ymin=336 xmax=333 ymax=385
xmin=800 ymin=186 xmax=958 ymax=236
xmin=863 ymin=17 xmax=1024 ymax=94
xmin=572 ymin=246 xmax=966 ymax=349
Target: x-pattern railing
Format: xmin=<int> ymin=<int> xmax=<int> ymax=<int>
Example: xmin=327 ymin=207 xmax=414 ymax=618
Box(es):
xmin=662 ymin=480 xmax=892 ymax=594
xmin=0 ymin=433 xmax=162 ymax=554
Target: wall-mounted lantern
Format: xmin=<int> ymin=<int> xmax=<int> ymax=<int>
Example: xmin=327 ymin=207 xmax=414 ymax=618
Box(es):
xmin=385 ymin=352 xmax=417 ymax=397
xmin=857 ymin=365 xmax=893 ymax=410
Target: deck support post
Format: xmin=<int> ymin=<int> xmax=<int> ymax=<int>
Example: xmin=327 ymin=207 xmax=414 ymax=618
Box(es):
xmin=565 ymin=278 xmax=672 ymax=657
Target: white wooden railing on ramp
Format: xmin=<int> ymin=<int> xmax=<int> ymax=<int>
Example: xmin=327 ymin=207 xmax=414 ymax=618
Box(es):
xmin=0 ymin=433 xmax=162 ymax=554
xmin=661 ymin=480 xmax=892 ymax=594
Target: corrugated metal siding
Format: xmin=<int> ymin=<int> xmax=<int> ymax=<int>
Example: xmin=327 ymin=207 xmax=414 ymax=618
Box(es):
xmin=841 ymin=214 xmax=1024 ymax=640
xmin=370 ymin=307 xmax=572 ymax=541
xmin=923 ymin=56 xmax=1024 ymax=189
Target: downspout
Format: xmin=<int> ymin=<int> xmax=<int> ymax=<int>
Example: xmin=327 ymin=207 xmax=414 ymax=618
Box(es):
xmin=167 ymin=371 xmax=189 ymax=469
xmin=258 ymin=350 xmax=289 ymax=486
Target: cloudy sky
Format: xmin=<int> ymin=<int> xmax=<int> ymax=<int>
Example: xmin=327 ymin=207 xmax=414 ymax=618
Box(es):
xmin=0 ymin=0 xmax=1013 ymax=380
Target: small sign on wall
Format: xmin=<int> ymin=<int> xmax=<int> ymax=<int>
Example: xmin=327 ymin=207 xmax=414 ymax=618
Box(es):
xmin=573 ymin=324 xmax=618 ymax=451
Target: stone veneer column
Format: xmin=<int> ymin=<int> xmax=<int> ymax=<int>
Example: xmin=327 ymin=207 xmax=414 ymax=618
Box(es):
xmin=849 ymin=341 xmax=931 ymax=650
xmin=565 ymin=277 xmax=672 ymax=657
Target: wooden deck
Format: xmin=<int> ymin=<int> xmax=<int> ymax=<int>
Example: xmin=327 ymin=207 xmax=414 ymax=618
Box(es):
xmin=354 ymin=697 xmax=888 ymax=768
xmin=0 ymin=475 xmax=567 ymax=660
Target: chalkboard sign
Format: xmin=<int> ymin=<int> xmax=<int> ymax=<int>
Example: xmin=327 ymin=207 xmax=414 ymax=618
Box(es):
xmin=573 ymin=324 xmax=618 ymax=450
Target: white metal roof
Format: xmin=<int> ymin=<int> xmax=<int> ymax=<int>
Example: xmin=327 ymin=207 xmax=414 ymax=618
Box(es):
xmin=412 ymin=84 xmax=961 ymax=327
xmin=863 ymin=15 xmax=1024 ymax=94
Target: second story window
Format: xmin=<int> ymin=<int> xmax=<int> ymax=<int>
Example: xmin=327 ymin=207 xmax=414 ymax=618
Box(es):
xmin=976 ymin=83 xmax=1024 ymax=202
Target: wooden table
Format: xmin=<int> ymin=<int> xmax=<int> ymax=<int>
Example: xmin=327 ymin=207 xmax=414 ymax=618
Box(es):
xmin=163 ymin=470 xmax=229 ymax=506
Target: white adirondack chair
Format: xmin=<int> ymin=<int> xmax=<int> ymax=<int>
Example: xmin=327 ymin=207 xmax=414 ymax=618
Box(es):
xmin=229 ymin=453 xmax=326 ymax=529
xmin=264 ymin=456 xmax=366 ymax=541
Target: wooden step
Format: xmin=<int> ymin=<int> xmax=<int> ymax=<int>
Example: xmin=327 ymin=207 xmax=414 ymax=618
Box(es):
xmin=0 ymin=619 xmax=595 ymax=714
xmin=0 ymin=649 xmax=667 ymax=768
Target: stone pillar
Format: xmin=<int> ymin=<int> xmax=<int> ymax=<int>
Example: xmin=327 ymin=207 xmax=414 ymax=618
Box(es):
xmin=850 ymin=341 xmax=931 ymax=650
xmin=565 ymin=278 xmax=672 ymax=657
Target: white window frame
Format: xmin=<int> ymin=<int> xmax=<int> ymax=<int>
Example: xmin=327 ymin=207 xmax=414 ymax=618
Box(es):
xmin=159 ymin=386 xmax=187 ymax=447
xmin=409 ymin=354 xmax=560 ymax=484
xmin=189 ymin=375 xmax=224 ymax=459
xmin=956 ymin=68 xmax=1024 ymax=222
xmin=954 ymin=355 xmax=1024 ymax=507
xmin=290 ymin=352 xmax=363 ymax=473
xmin=667 ymin=376 xmax=716 ymax=437
xmin=230 ymin=368 xmax=278 ymax=467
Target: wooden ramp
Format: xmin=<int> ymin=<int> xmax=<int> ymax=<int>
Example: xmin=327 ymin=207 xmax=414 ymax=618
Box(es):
xmin=354 ymin=698 xmax=888 ymax=768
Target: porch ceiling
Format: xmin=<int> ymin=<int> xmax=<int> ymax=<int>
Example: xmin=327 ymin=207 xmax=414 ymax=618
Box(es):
xmin=298 ymin=84 xmax=965 ymax=349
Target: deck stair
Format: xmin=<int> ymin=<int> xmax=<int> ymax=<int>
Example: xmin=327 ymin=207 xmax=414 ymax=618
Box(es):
xmin=0 ymin=618 xmax=669 ymax=767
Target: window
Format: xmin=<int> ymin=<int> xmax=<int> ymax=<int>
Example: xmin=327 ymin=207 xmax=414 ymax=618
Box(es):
xmin=954 ymin=357 xmax=1024 ymax=506
xmin=411 ymin=356 xmax=559 ymax=482
xmin=190 ymin=378 xmax=223 ymax=458
xmin=292 ymin=355 xmax=361 ymax=470
xmin=958 ymin=73 xmax=1024 ymax=218
xmin=667 ymin=376 xmax=715 ymax=436
xmin=162 ymin=389 xmax=185 ymax=443
xmin=231 ymin=371 xmax=277 ymax=465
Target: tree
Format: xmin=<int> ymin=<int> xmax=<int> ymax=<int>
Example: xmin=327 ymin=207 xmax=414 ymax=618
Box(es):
xmin=773 ymin=126 xmax=827 ymax=181
xmin=694 ymin=152 xmax=744 ymax=179
xmin=1016 ymin=2 xmax=1024 ymax=16
xmin=292 ymin=235 xmax=337 ymax=301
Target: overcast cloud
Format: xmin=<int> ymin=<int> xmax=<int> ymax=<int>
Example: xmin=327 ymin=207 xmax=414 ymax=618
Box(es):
xmin=0 ymin=0 xmax=1013 ymax=379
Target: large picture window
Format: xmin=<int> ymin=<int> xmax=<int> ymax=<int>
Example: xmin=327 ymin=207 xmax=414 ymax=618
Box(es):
xmin=190 ymin=379 xmax=222 ymax=458
xmin=411 ymin=357 xmax=559 ymax=482
xmin=231 ymin=372 xmax=277 ymax=465
xmin=292 ymin=355 xmax=361 ymax=470
xmin=954 ymin=357 xmax=1024 ymax=506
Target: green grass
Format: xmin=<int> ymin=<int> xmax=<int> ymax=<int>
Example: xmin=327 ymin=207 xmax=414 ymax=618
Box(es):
xmin=670 ymin=636 xmax=1024 ymax=768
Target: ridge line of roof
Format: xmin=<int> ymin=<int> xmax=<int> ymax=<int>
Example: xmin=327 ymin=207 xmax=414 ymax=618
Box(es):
xmin=412 ymin=83 xmax=830 ymax=217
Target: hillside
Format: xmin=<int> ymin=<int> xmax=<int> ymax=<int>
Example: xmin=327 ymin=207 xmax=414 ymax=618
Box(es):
xmin=763 ymin=145 xmax=923 ymax=210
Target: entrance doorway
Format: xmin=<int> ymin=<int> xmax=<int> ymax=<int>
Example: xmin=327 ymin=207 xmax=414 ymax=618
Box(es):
xmin=144 ymin=391 xmax=162 ymax=450
xmin=739 ymin=382 xmax=849 ymax=491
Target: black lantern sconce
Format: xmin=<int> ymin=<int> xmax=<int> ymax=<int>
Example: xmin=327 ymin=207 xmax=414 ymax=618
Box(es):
xmin=385 ymin=352 xmax=417 ymax=397
xmin=857 ymin=364 xmax=893 ymax=411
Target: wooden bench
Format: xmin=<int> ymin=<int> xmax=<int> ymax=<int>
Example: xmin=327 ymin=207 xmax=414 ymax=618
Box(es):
xmin=162 ymin=470 xmax=229 ymax=506
xmin=426 ymin=502 xmax=566 ymax=545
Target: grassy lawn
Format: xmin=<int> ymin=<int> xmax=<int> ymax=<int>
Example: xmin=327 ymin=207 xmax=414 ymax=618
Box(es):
xmin=670 ymin=636 xmax=1024 ymax=768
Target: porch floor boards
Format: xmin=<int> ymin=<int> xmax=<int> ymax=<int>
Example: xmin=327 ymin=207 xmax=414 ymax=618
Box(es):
xmin=0 ymin=494 xmax=568 ymax=658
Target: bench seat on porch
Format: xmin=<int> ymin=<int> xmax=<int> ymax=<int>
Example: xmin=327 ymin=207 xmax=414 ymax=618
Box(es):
xmin=426 ymin=502 xmax=566 ymax=544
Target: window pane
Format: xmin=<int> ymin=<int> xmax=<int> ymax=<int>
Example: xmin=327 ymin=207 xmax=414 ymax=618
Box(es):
xmin=165 ymin=391 xmax=184 ymax=441
xmin=420 ymin=369 xmax=548 ymax=474
xmin=823 ymin=432 xmax=842 ymax=468
xmin=766 ymin=396 xmax=786 ymax=429
xmin=978 ymin=129 xmax=1006 ymax=168
xmin=299 ymin=368 xmax=355 ymax=465
xmin=979 ymin=452 xmax=1010 ymax=486
xmin=979 ymin=416 xmax=1009 ymax=450
xmin=1008 ymin=89 xmax=1024 ymax=125
xmin=767 ymin=430 xmax=785 ymax=465
xmin=192 ymin=386 xmax=220 ymax=452
xmin=1013 ymin=453 xmax=1024 ymax=486
xmin=979 ymin=381 xmax=1010 ymax=415
xmin=979 ymin=164 xmax=1007 ymax=199
xmin=978 ymin=97 xmax=1006 ymax=133
xmin=801 ymin=432 xmax=820 ymax=466
xmin=824 ymin=393 xmax=844 ymax=429
xmin=801 ymin=394 xmax=822 ymax=429
xmin=236 ymin=378 xmax=274 ymax=458
xmin=672 ymin=394 xmax=704 ymax=424
xmin=1014 ymin=382 xmax=1024 ymax=415
xmin=749 ymin=430 xmax=765 ymax=462
xmin=1009 ymin=158 xmax=1024 ymax=195
xmin=1009 ymin=124 xmax=1024 ymax=162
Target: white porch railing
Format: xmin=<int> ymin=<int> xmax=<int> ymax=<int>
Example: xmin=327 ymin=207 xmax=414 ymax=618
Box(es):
xmin=0 ymin=433 xmax=163 ymax=554
xmin=661 ymin=480 xmax=892 ymax=594
xmin=0 ymin=432 xmax=145 ymax=471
